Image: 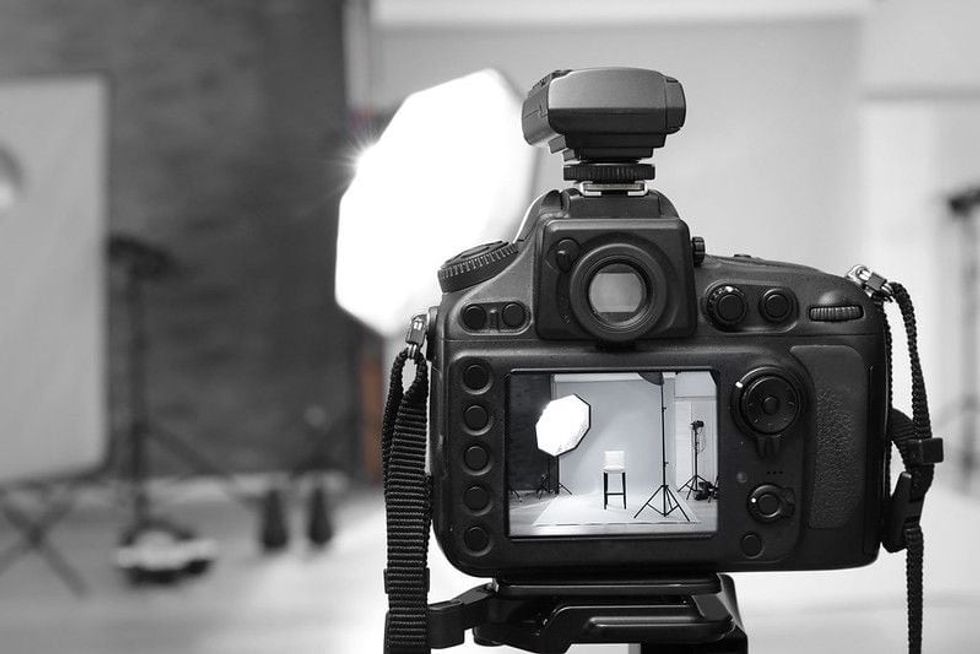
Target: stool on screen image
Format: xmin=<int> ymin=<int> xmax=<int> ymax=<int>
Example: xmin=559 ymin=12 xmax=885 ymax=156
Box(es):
xmin=602 ymin=450 xmax=626 ymax=509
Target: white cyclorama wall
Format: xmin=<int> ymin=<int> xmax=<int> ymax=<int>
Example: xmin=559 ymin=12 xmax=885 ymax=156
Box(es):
xmin=367 ymin=19 xmax=862 ymax=274
xmin=0 ymin=78 xmax=106 ymax=483
xmin=553 ymin=373 xmax=675 ymax=501
xmin=862 ymin=99 xmax=980 ymax=470
xmin=672 ymin=372 xmax=718 ymax=487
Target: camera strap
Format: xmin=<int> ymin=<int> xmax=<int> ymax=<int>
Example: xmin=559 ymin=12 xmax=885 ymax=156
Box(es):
xmin=381 ymin=316 xmax=432 ymax=654
xmin=851 ymin=267 xmax=945 ymax=654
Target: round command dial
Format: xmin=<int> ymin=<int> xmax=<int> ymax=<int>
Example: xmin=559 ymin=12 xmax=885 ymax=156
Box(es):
xmin=739 ymin=373 xmax=801 ymax=435
xmin=706 ymin=284 xmax=747 ymax=328
xmin=748 ymin=484 xmax=796 ymax=523
xmin=438 ymin=241 xmax=518 ymax=293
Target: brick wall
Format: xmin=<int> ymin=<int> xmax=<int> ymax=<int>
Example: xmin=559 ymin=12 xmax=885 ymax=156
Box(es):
xmin=0 ymin=0 xmax=363 ymax=473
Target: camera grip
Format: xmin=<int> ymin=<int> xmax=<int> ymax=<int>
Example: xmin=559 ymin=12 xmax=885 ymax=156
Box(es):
xmin=791 ymin=345 xmax=867 ymax=529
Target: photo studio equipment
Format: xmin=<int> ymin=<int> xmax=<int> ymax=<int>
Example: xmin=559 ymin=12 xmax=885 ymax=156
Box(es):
xmin=0 ymin=80 xmax=106 ymax=597
xmin=947 ymin=184 xmax=980 ymax=486
xmin=602 ymin=450 xmax=626 ymax=510
xmin=381 ymin=68 xmax=944 ymax=653
xmin=108 ymin=234 xmax=271 ymax=582
xmin=679 ymin=419 xmax=712 ymax=500
xmin=633 ymin=373 xmax=690 ymax=522
xmin=535 ymin=393 xmax=590 ymax=497
xmin=262 ymin=405 xmax=351 ymax=551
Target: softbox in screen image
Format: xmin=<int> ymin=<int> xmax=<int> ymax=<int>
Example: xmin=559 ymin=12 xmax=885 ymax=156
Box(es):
xmin=0 ymin=77 xmax=107 ymax=482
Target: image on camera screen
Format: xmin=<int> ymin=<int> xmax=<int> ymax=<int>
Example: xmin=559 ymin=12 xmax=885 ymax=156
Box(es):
xmin=507 ymin=371 xmax=718 ymax=537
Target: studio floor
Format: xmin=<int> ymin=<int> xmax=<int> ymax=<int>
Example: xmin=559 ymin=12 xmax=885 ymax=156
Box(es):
xmin=508 ymin=489 xmax=717 ymax=537
xmin=0 ymin=482 xmax=975 ymax=653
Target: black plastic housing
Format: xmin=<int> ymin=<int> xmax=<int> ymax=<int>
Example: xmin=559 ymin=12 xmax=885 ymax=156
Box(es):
xmin=522 ymin=68 xmax=686 ymax=163
xmin=428 ymin=187 xmax=889 ymax=579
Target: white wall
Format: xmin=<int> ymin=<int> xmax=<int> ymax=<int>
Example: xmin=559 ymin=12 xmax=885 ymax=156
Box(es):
xmin=356 ymin=1 xmax=980 ymax=484
xmin=863 ymin=100 xmax=980 ymax=477
xmin=365 ymin=19 xmax=863 ymax=273
xmin=553 ymin=374 xmax=671 ymax=500
xmin=552 ymin=372 xmax=714 ymax=499
xmin=863 ymin=0 xmax=980 ymax=95
xmin=673 ymin=374 xmax=718 ymax=487
xmin=860 ymin=0 xmax=980 ymax=484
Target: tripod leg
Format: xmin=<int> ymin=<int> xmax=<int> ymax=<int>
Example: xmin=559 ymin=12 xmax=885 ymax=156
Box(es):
xmin=670 ymin=488 xmax=691 ymax=521
xmin=0 ymin=493 xmax=87 ymax=596
xmin=151 ymin=426 xmax=256 ymax=512
xmin=633 ymin=485 xmax=666 ymax=519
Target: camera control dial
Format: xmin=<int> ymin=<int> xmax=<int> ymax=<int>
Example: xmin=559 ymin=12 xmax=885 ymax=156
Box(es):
xmin=438 ymin=241 xmax=519 ymax=293
xmin=733 ymin=368 xmax=803 ymax=458
xmin=748 ymin=484 xmax=796 ymax=523
xmin=706 ymin=284 xmax=747 ymax=328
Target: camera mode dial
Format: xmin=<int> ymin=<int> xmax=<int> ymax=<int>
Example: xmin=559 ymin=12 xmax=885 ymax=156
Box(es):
xmin=438 ymin=241 xmax=519 ymax=293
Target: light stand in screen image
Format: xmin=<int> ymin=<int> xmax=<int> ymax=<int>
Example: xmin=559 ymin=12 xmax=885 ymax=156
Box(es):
xmin=535 ymin=394 xmax=590 ymax=498
xmin=634 ymin=375 xmax=691 ymax=522
xmin=679 ymin=420 xmax=711 ymax=500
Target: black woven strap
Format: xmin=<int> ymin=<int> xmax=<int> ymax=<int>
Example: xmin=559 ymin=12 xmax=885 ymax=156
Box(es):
xmin=881 ymin=282 xmax=944 ymax=654
xmin=382 ymin=350 xmax=432 ymax=653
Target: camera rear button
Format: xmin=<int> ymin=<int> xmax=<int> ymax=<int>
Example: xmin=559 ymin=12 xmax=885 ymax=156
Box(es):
xmin=463 ymin=364 xmax=491 ymax=390
xmin=501 ymin=303 xmax=527 ymax=328
xmin=463 ymin=526 xmax=490 ymax=552
xmin=762 ymin=396 xmax=781 ymax=415
xmin=741 ymin=533 xmax=764 ymax=558
xmin=761 ymin=290 xmax=793 ymax=323
xmin=555 ymin=238 xmax=580 ymax=272
xmin=464 ymin=445 xmax=489 ymax=471
xmin=464 ymin=486 xmax=490 ymax=511
xmin=464 ymin=405 xmax=490 ymax=431
xmin=462 ymin=305 xmax=488 ymax=330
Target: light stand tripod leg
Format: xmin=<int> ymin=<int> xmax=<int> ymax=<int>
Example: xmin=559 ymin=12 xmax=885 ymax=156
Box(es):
xmin=635 ymin=384 xmax=691 ymax=522
xmin=633 ymin=484 xmax=691 ymax=522
xmin=151 ymin=425 xmax=257 ymax=512
xmin=0 ymin=491 xmax=87 ymax=596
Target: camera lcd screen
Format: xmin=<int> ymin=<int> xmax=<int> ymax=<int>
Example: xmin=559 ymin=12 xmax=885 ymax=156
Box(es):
xmin=507 ymin=371 xmax=718 ymax=537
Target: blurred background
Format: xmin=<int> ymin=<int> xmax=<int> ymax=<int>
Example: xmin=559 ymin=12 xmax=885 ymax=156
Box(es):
xmin=0 ymin=0 xmax=977 ymax=652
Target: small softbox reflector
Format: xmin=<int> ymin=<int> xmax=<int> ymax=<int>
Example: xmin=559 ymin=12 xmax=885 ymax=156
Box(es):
xmin=536 ymin=394 xmax=591 ymax=457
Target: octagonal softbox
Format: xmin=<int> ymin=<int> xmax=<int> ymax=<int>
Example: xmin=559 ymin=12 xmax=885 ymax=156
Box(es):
xmin=336 ymin=69 xmax=537 ymax=336
xmin=536 ymin=394 xmax=591 ymax=457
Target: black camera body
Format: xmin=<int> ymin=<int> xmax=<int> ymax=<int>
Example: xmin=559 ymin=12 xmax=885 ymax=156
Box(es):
xmin=427 ymin=69 xmax=888 ymax=580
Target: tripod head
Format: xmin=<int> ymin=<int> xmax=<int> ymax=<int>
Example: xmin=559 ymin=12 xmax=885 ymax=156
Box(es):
xmin=521 ymin=68 xmax=686 ymax=183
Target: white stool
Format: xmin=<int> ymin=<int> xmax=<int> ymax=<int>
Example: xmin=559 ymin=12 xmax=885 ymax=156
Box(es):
xmin=602 ymin=450 xmax=626 ymax=509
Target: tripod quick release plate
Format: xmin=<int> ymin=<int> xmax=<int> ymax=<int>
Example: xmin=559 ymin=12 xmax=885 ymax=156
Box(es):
xmin=427 ymin=574 xmax=746 ymax=653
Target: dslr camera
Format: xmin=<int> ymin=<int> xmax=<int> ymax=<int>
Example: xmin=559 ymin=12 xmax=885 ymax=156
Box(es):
xmin=427 ymin=68 xmax=888 ymax=578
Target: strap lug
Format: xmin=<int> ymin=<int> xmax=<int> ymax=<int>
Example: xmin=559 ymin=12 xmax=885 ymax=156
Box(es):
xmin=883 ymin=472 xmax=924 ymax=553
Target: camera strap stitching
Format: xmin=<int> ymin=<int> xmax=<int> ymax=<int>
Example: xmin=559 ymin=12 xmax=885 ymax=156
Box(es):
xmin=876 ymin=280 xmax=944 ymax=654
xmin=382 ymin=348 xmax=431 ymax=654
